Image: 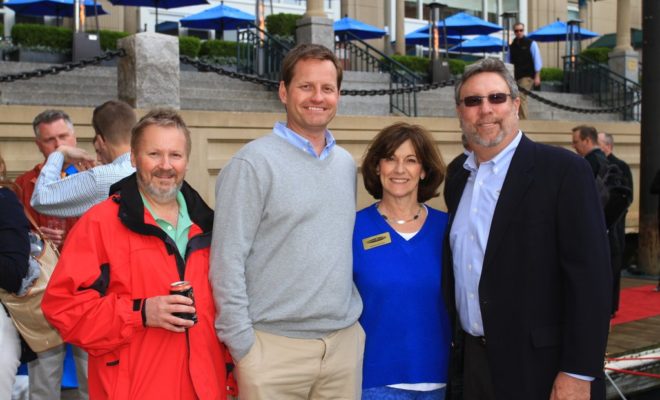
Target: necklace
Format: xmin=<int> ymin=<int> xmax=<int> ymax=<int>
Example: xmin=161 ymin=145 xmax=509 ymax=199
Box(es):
xmin=377 ymin=203 xmax=423 ymax=225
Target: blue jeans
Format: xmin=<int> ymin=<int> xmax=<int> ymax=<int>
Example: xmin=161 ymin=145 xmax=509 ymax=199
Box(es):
xmin=362 ymin=386 xmax=446 ymax=400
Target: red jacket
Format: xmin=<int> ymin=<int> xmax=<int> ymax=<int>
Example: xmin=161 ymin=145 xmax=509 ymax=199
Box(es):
xmin=15 ymin=163 xmax=78 ymax=237
xmin=42 ymin=175 xmax=231 ymax=399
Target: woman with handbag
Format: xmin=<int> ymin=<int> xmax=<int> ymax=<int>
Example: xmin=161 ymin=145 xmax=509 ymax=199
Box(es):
xmin=0 ymin=180 xmax=40 ymax=398
xmin=353 ymin=123 xmax=452 ymax=400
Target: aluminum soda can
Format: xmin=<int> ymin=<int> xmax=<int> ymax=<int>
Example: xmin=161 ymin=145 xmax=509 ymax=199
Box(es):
xmin=170 ymin=281 xmax=198 ymax=323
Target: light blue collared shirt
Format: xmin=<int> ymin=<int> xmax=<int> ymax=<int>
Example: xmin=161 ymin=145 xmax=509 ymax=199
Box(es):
xmin=450 ymin=131 xmax=593 ymax=382
xmin=450 ymin=131 xmax=522 ymax=337
xmin=273 ymin=121 xmax=336 ymax=160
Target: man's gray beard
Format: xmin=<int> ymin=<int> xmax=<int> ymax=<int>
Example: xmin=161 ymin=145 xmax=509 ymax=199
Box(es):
xmin=460 ymin=119 xmax=507 ymax=148
xmin=139 ymin=178 xmax=183 ymax=204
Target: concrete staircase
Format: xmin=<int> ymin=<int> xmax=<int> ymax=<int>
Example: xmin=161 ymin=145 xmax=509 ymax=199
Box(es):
xmin=0 ymin=61 xmax=623 ymax=121
xmin=415 ymin=85 xmax=623 ymax=121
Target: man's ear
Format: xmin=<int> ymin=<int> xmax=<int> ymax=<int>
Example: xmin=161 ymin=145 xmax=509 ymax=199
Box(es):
xmin=278 ymin=81 xmax=287 ymax=105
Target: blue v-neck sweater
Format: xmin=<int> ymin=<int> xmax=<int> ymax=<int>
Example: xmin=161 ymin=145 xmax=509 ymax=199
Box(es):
xmin=352 ymin=203 xmax=451 ymax=389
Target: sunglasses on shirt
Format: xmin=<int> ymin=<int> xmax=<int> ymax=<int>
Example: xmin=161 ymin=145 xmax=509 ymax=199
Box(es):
xmin=459 ymin=93 xmax=512 ymax=107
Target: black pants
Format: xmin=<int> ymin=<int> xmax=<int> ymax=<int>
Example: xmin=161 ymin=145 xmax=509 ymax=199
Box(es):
xmin=463 ymin=334 xmax=496 ymax=400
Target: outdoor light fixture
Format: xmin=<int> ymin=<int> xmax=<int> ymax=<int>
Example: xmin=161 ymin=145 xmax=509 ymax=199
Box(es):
xmin=500 ymin=11 xmax=517 ymax=55
xmin=428 ymin=2 xmax=450 ymax=83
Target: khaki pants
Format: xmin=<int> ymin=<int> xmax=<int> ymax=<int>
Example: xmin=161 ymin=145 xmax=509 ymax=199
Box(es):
xmin=235 ymin=323 xmax=365 ymax=400
xmin=28 ymin=344 xmax=88 ymax=400
xmin=517 ymin=76 xmax=534 ymax=120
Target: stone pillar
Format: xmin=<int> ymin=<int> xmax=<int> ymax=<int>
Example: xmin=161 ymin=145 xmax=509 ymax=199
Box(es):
xmin=614 ymin=0 xmax=632 ymax=52
xmin=608 ymin=0 xmax=639 ymax=84
xmin=305 ymin=0 xmax=326 ymax=17
xmin=395 ymin=0 xmax=405 ymax=55
xmin=117 ymin=33 xmax=180 ymax=109
xmin=296 ymin=0 xmax=334 ymax=50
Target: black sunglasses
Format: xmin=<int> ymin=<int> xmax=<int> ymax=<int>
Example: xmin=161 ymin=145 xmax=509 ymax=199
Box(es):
xmin=459 ymin=93 xmax=512 ymax=107
xmin=514 ymin=29 xmax=524 ymax=32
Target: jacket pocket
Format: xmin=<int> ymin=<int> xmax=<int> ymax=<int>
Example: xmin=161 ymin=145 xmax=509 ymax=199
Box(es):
xmin=97 ymin=346 xmax=130 ymax=399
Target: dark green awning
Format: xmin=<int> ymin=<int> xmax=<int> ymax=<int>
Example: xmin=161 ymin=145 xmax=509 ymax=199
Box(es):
xmin=588 ymin=28 xmax=642 ymax=49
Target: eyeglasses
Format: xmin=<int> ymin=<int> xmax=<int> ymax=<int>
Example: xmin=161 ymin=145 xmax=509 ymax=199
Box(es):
xmin=459 ymin=93 xmax=512 ymax=107
xmin=514 ymin=29 xmax=524 ymax=32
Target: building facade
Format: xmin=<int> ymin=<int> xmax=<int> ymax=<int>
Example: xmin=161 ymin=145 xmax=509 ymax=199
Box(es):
xmin=1 ymin=0 xmax=642 ymax=67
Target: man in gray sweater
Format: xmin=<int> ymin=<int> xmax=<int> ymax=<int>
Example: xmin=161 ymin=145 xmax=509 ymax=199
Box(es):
xmin=210 ymin=44 xmax=364 ymax=400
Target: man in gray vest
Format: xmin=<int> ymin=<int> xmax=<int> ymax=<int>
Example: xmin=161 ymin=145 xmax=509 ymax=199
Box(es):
xmin=210 ymin=44 xmax=364 ymax=400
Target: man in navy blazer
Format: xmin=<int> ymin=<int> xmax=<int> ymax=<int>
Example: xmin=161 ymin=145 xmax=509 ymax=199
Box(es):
xmin=443 ymin=58 xmax=611 ymax=400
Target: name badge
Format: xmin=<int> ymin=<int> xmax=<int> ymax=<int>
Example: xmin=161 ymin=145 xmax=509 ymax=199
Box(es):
xmin=362 ymin=232 xmax=392 ymax=250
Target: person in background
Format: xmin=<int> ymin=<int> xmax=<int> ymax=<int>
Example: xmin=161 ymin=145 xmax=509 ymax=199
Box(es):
xmin=651 ymin=169 xmax=660 ymax=291
xmin=41 ymin=109 xmax=231 ymax=399
xmin=15 ymin=109 xmax=79 ymax=248
xmin=31 ymin=100 xmax=136 ymax=218
xmin=14 ymin=109 xmax=88 ymax=400
xmin=506 ymin=22 xmax=542 ymax=120
xmin=0 ymin=152 xmax=37 ymax=399
xmin=445 ymin=58 xmax=611 ymax=399
xmin=354 ymin=122 xmax=451 ymax=399
xmin=598 ymin=132 xmax=633 ymax=314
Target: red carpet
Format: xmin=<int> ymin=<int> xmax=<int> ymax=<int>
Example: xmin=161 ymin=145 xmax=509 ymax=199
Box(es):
xmin=611 ymin=285 xmax=660 ymax=326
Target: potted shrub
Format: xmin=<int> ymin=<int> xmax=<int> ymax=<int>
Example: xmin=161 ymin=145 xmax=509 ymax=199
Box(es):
xmin=8 ymin=24 xmax=72 ymax=63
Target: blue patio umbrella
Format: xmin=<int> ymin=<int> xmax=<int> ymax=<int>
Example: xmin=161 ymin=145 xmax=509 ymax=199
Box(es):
xmin=180 ymin=3 xmax=254 ymax=31
xmin=109 ymin=0 xmax=208 ymax=26
xmin=418 ymin=12 xmax=502 ymax=52
xmin=528 ymin=20 xmax=599 ymax=42
xmin=405 ymin=28 xmax=462 ymax=46
xmin=334 ymin=16 xmax=386 ymax=40
xmin=4 ymin=0 xmax=108 ymax=18
xmin=449 ymin=35 xmax=507 ymax=53
xmin=438 ymin=12 xmax=503 ymax=36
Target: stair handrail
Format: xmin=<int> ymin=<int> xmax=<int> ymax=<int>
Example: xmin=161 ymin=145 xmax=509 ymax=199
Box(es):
xmin=337 ymin=31 xmax=421 ymax=116
xmin=563 ymin=54 xmax=641 ymax=121
xmin=339 ymin=31 xmax=423 ymax=80
xmin=236 ymin=23 xmax=292 ymax=81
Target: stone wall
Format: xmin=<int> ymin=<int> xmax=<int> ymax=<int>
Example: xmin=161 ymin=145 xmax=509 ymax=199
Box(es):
xmin=0 ymin=104 xmax=641 ymax=230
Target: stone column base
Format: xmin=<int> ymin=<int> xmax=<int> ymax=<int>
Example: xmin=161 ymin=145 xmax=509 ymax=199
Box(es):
xmin=608 ymin=48 xmax=640 ymax=84
xmin=118 ymin=32 xmax=180 ymax=109
xmin=296 ymin=16 xmax=334 ymax=51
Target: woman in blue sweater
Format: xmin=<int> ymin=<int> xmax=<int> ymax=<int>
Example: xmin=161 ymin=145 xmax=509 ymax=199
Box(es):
xmin=354 ymin=122 xmax=450 ymax=400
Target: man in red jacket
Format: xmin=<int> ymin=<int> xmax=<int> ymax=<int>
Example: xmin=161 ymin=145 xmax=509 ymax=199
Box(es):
xmin=42 ymin=109 xmax=232 ymax=399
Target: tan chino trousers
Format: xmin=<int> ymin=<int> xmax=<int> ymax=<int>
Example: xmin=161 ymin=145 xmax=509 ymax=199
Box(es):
xmin=235 ymin=323 xmax=365 ymax=400
xmin=517 ymin=76 xmax=534 ymax=120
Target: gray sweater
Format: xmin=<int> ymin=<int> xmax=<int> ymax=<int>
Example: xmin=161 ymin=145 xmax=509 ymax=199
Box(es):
xmin=210 ymin=133 xmax=363 ymax=360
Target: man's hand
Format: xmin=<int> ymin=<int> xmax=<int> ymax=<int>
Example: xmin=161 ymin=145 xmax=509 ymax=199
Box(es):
xmin=550 ymin=372 xmax=590 ymax=400
xmin=57 ymin=145 xmax=97 ymax=170
xmin=40 ymin=226 xmax=64 ymax=247
xmin=534 ymin=73 xmax=541 ymax=88
xmin=144 ymin=295 xmax=196 ymax=333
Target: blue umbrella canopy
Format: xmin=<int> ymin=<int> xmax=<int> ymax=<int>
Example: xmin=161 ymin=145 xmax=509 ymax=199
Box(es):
xmin=334 ymin=16 xmax=386 ymax=40
xmin=4 ymin=0 xmax=108 ymax=17
xmin=527 ymin=20 xmax=599 ymax=42
xmin=449 ymin=35 xmax=506 ymax=53
xmin=180 ymin=3 xmax=254 ymax=30
xmin=438 ymin=12 xmax=503 ymax=36
xmin=109 ymin=0 xmax=206 ymax=9
xmin=405 ymin=28 xmax=462 ymax=46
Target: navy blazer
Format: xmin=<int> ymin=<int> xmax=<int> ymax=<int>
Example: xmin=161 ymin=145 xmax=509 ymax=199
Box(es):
xmin=443 ymin=134 xmax=612 ymax=399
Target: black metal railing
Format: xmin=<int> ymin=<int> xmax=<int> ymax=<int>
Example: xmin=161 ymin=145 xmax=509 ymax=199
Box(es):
xmin=563 ymin=54 xmax=641 ymax=121
xmin=335 ymin=31 xmax=422 ymax=116
xmin=236 ymin=24 xmax=293 ymax=82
